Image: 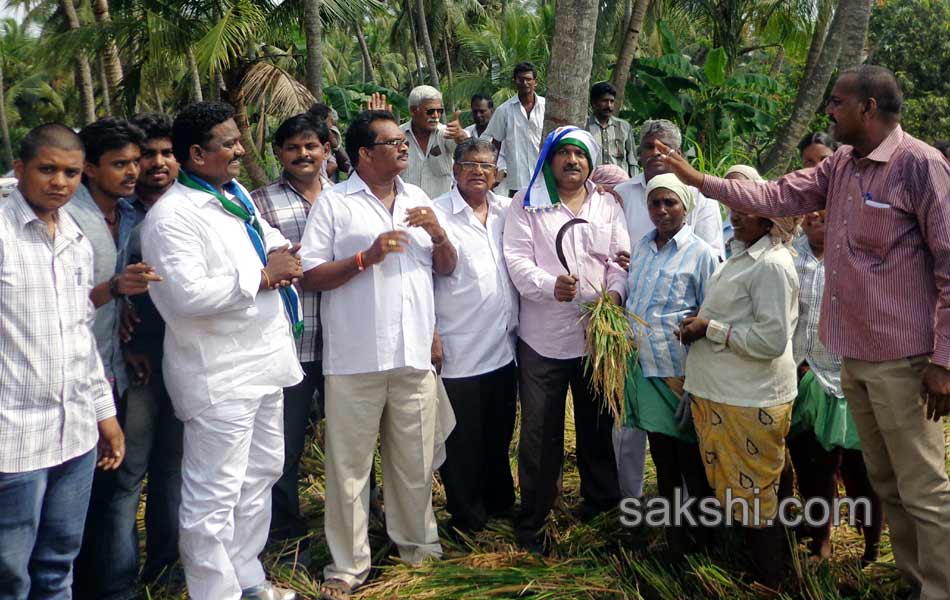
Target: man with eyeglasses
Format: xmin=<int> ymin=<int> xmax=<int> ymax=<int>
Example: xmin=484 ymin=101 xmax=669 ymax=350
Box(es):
xmin=431 ymin=138 xmax=519 ymax=533
xmin=300 ymin=110 xmax=457 ymax=600
xmin=482 ymin=62 xmax=545 ymax=196
xmin=399 ymin=85 xmax=468 ymax=199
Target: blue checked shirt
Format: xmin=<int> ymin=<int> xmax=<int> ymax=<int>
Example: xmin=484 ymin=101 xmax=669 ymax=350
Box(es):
xmin=625 ymin=225 xmax=719 ymax=377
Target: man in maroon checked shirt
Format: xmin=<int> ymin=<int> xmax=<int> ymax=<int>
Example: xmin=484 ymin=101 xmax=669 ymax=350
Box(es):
xmin=658 ymin=65 xmax=950 ymax=600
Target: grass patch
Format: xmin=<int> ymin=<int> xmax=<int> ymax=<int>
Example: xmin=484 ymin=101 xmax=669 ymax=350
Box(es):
xmin=141 ymin=405 xmax=950 ymax=599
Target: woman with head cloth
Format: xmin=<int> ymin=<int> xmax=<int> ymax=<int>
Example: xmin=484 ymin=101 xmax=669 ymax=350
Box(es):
xmin=624 ymin=173 xmax=719 ymax=551
xmin=721 ymin=165 xmax=764 ymax=255
xmin=677 ymin=202 xmax=801 ymax=588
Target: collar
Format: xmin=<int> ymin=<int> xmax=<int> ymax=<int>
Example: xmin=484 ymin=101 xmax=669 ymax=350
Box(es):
xmin=650 ymin=223 xmax=694 ymax=250
xmin=587 ymin=115 xmax=616 ymax=129
xmin=863 ymin=125 xmax=904 ymax=163
xmin=10 ymin=188 xmax=83 ymax=241
xmin=179 ymin=172 xmax=244 ymax=207
xmin=743 ymin=234 xmax=775 ymax=261
xmin=279 ymin=171 xmax=332 ymax=197
xmin=345 ymin=170 xmax=406 ymax=199
xmin=450 ymin=186 xmax=500 ymax=215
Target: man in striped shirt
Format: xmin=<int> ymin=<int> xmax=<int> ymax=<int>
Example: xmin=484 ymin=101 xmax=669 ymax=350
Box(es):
xmin=659 ymin=65 xmax=950 ymax=600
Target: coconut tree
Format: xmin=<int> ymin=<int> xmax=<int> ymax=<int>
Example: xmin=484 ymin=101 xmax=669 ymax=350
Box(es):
xmin=91 ymin=0 xmax=124 ymax=112
xmin=302 ymin=0 xmax=323 ymax=98
xmin=610 ymin=0 xmax=651 ymax=109
xmin=543 ymin=0 xmax=598 ymax=135
xmin=59 ymin=0 xmax=96 ymax=123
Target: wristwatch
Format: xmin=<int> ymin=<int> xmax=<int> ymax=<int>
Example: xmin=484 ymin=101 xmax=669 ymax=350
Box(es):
xmin=109 ymin=275 xmax=124 ymax=299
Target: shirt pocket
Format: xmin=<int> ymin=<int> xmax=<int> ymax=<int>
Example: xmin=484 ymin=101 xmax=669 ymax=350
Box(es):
xmin=849 ymin=202 xmax=897 ymax=260
xmin=462 ymin=245 xmax=495 ymax=280
xmin=586 ymin=222 xmax=614 ymax=260
xmin=609 ymin=138 xmax=626 ymax=160
xmin=428 ymin=144 xmax=453 ymax=177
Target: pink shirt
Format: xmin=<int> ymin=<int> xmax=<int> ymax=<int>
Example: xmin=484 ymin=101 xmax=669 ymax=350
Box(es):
xmin=504 ymin=181 xmax=630 ymax=359
xmin=701 ymin=126 xmax=950 ymax=366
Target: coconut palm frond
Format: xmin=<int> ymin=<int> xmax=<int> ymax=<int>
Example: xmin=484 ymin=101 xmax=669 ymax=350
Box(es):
xmin=240 ymin=59 xmax=315 ymax=118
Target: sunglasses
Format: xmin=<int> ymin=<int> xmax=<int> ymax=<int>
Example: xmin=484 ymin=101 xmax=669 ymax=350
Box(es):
xmin=425 ymin=108 xmax=445 ymax=116
xmin=369 ymin=137 xmax=409 ymax=148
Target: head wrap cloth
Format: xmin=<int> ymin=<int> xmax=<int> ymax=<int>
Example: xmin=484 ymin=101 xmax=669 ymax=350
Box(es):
xmin=590 ymin=164 xmax=629 ymax=186
xmin=523 ymin=126 xmax=600 ymax=211
xmin=644 ymin=172 xmax=695 ymax=214
xmin=724 ymin=164 xmax=800 ymax=246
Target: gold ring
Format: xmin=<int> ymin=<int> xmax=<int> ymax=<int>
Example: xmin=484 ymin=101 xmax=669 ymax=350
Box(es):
xmin=388 ymin=239 xmax=397 ymax=248
xmin=420 ymin=209 xmax=427 ymax=215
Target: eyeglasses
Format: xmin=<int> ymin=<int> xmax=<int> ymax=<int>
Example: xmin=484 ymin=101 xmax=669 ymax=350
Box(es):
xmin=457 ymin=161 xmax=496 ymax=172
xmin=425 ymin=108 xmax=445 ymax=116
xmin=369 ymin=137 xmax=409 ymax=148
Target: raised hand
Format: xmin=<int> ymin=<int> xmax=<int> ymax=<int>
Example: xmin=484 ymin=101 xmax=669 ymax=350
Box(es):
xmin=654 ymin=140 xmax=704 ymax=188
xmin=366 ymin=92 xmax=393 ymax=113
xmin=445 ymin=110 xmax=467 ymax=142
xmin=405 ymin=206 xmax=448 ymax=244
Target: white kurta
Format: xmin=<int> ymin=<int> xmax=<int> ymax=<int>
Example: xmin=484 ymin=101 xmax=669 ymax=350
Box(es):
xmin=432 ymin=188 xmax=518 ymax=378
xmin=141 ymin=179 xmax=303 ymax=600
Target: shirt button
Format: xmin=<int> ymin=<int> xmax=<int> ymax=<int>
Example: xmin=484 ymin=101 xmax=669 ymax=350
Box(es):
xmin=831 ymin=296 xmax=837 ymax=301
xmin=836 ymin=244 xmax=841 ymax=250
xmin=843 ymin=220 xmax=848 ymax=225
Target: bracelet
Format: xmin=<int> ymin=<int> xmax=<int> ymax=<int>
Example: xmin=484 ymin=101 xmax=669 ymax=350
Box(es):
xmin=725 ymin=325 xmax=732 ymax=347
xmin=261 ymin=268 xmax=272 ymax=289
xmin=356 ymin=251 xmax=365 ymax=271
xmin=109 ymin=275 xmax=123 ymax=299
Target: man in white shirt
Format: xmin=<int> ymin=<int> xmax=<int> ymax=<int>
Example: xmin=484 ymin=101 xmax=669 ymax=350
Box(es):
xmin=300 ymin=110 xmax=457 ymax=600
xmin=141 ymin=101 xmax=304 ymax=600
xmin=0 ymin=124 xmax=124 ymax=599
xmin=465 ymin=94 xmax=508 ymax=196
xmin=432 ymin=138 xmax=519 ymax=533
xmin=399 ymin=85 xmax=468 ymax=199
xmin=611 ymin=119 xmax=725 ymax=500
xmin=482 ymin=62 xmax=545 ymax=196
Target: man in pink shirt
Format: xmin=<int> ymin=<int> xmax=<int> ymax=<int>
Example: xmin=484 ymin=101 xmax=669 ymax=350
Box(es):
xmin=503 ymin=126 xmax=629 ymax=552
xmin=658 ymin=66 xmax=950 ymax=600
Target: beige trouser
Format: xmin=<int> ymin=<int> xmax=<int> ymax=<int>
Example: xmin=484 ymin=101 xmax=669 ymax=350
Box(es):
xmin=842 ymin=356 xmax=950 ymax=600
xmin=322 ymin=367 xmax=442 ymax=588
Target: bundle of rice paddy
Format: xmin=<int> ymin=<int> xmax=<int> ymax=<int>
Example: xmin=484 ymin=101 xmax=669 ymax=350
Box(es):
xmin=581 ymin=286 xmax=647 ymax=427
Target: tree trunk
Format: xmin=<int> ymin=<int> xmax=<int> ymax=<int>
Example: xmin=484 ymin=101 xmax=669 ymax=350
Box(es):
xmin=61 ymin=0 xmax=96 ymax=124
xmin=222 ymin=81 xmax=269 ymax=189
xmin=543 ymin=0 xmax=598 ymax=137
xmin=407 ymin=10 xmax=425 ymax=85
xmin=759 ymin=0 xmax=860 ymax=174
xmin=801 ymin=0 xmax=833 ymax=87
xmin=355 ymin=21 xmax=376 ymax=83
xmin=837 ymin=0 xmax=872 ymax=70
xmin=154 ymin=86 xmax=164 ymax=112
xmin=770 ymin=46 xmax=785 ymax=76
xmin=610 ymin=0 xmax=651 ymax=110
xmin=187 ymin=46 xmax=203 ymax=101
xmin=0 ymin=57 xmax=13 ymax=170
xmin=302 ymin=0 xmax=324 ymax=100
xmin=98 ymin=54 xmax=112 ymax=116
xmin=91 ymin=0 xmax=123 ymax=113
xmin=442 ymin=31 xmax=453 ymax=86
xmin=414 ymin=0 xmax=440 ymax=87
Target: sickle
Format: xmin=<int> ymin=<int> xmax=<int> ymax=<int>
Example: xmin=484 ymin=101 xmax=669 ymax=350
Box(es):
xmin=555 ymin=217 xmax=588 ymax=273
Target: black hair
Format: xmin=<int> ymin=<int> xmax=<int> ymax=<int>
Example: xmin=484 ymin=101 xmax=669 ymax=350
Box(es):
xmin=78 ymin=117 xmax=146 ymax=165
xmin=307 ymin=102 xmax=332 ymax=122
xmin=130 ymin=112 xmax=173 ymax=142
xmin=934 ymin=141 xmax=950 ymax=159
xmin=274 ymin=114 xmax=331 ymax=147
xmin=839 ymin=65 xmax=903 ymax=120
xmin=19 ymin=123 xmax=84 ymax=163
xmin=345 ymin=110 xmax=397 ymax=170
xmin=171 ymin=101 xmax=235 ymax=165
xmin=590 ymin=81 xmax=617 ymax=101
xmin=797 ymin=131 xmax=840 ymax=157
xmin=513 ymin=62 xmax=538 ymax=80
xmin=471 ymin=93 xmax=494 ymax=109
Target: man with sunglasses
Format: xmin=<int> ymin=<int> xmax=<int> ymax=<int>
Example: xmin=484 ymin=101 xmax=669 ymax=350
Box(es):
xmin=300 ymin=110 xmax=457 ymax=600
xmin=400 ymin=85 xmax=468 ymax=199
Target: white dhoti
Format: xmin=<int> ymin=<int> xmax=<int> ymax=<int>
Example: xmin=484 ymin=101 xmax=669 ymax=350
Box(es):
xmin=323 ymin=367 xmax=442 ymax=588
xmin=179 ymin=389 xmax=285 ymax=600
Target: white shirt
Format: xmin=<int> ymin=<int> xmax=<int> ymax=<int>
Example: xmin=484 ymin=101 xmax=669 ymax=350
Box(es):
xmin=432 ymin=188 xmax=518 ymax=378
xmin=299 ymin=173 xmax=438 ymax=376
xmin=400 ymin=121 xmax=458 ymax=199
xmin=141 ymin=180 xmax=303 ymax=421
xmin=482 ymin=94 xmax=546 ymax=192
xmin=614 ymin=173 xmax=726 ymax=259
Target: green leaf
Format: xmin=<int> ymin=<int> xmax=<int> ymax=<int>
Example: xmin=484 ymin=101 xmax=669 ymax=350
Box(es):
xmin=657 ymin=20 xmax=679 ymax=55
xmin=638 ymin=72 xmax=684 ymax=115
xmin=704 ymin=47 xmax=727 ymax=87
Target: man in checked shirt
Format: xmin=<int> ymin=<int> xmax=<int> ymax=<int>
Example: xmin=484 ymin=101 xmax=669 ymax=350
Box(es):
xmin=0 ymin=124 xmax=125 ymax=599
xmin=660 ymin=65 xmax=950 ymax=600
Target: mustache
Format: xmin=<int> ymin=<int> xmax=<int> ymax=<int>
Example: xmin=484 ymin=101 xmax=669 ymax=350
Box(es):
xmin=292 ymin=158 xmax=315 ymax=165
xmin=562 ymin=165 xmax=583 ymax=172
